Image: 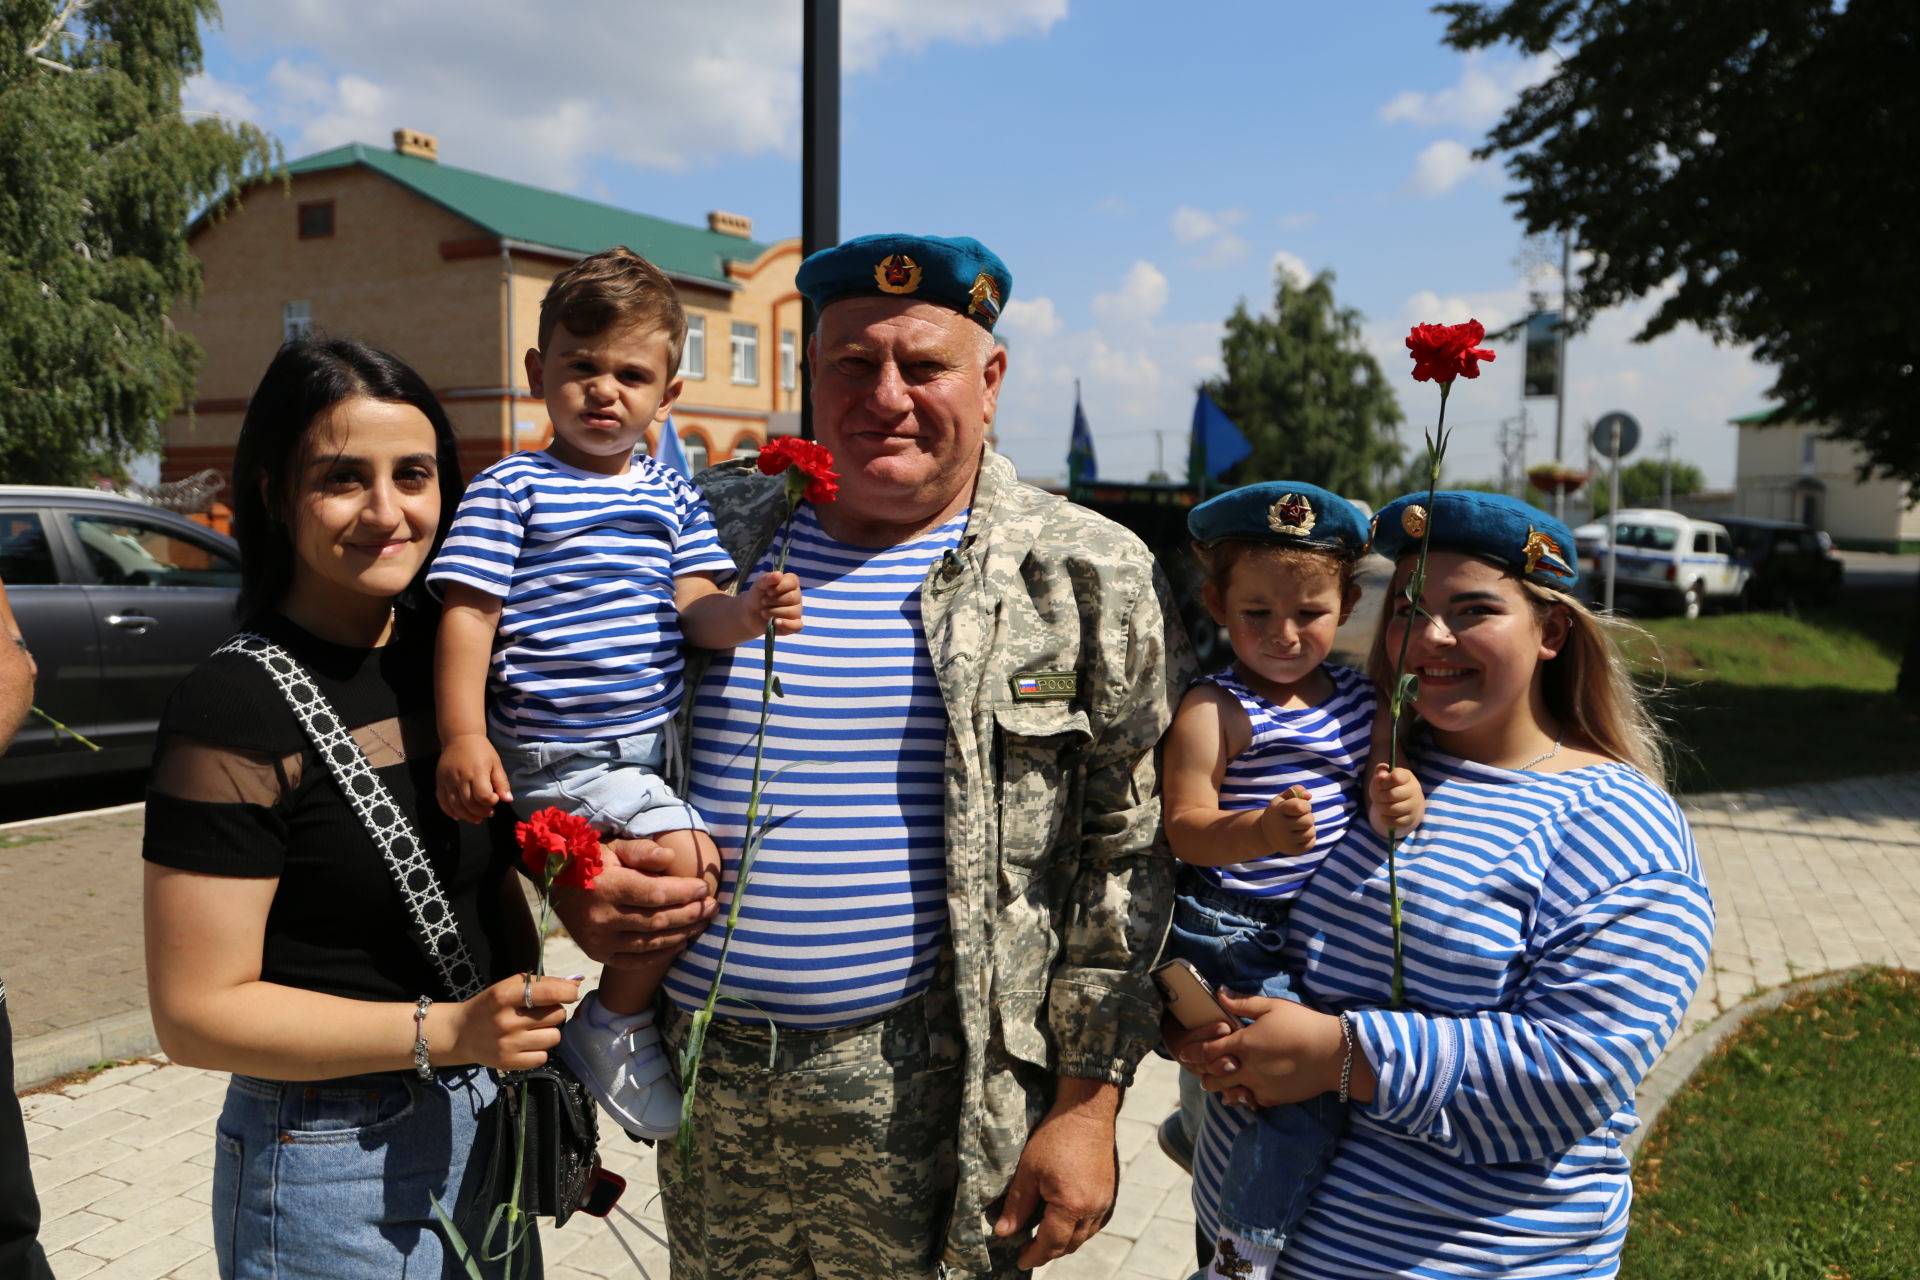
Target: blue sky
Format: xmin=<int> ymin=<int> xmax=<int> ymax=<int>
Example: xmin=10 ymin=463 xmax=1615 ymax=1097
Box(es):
xmin=188 ymin=0 xmax=1772 ymax=494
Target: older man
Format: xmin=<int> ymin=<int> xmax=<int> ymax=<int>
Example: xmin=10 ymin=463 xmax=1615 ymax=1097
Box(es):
xmin=558 ymin=234 xmax=1193 ymax=1278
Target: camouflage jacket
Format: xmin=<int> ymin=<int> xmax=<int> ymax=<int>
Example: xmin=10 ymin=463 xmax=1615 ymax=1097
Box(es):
xmin=684 ymin=447 xmax=1195 ymax=1273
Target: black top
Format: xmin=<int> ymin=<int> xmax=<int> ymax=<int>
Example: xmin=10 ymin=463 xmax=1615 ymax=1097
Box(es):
xmin=142 ymin=611 xmax=525 ymax=1004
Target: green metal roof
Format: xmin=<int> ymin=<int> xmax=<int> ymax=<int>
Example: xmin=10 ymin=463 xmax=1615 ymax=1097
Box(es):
xmin=1729 ymin=403 xmax=1815 ymax=425
xmin=286 ymin=142 xmax=771 ymax=287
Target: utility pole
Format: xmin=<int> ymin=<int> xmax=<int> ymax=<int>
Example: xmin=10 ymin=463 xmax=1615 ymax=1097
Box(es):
xmin=1659 ymin=431 xmax=1677 ymax=508
xmin=800 ymin=0 xmax=840 ymax=441
xmin=1552 ymin=232 xmax=1572 ymax=522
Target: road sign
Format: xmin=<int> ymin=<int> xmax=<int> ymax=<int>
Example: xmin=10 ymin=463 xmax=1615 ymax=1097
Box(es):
xmin=1592 ymin=412 xmax=1640 ymax=459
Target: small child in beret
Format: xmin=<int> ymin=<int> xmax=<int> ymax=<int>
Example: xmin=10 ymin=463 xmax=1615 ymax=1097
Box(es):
xmin=1162 ymin=482 xmax=1423 ymax=1280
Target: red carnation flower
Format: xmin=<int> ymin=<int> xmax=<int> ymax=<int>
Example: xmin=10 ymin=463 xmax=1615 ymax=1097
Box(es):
xmin=756 ymin=437 xmax=840 ymax=504
xmin=1406 ymin=320 xmax=1497 ymax=384
xmin=515 ymin=806 xmax=604 ymax=890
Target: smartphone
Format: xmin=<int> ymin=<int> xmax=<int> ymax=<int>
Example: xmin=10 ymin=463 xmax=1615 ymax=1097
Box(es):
xmin=1152 ymin=958 xmax=1237 ymax=1029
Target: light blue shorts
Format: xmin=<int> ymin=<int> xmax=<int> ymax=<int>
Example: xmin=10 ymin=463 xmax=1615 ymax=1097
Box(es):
xmin=492 ymin=727 xmax=708 ymax=840
xmin=213 ymin=1066 xmax=536 ymax=1278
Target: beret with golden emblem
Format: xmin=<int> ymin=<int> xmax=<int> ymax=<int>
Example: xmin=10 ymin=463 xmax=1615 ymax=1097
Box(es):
xmin=1188 ymin=481 xmax=1368 ymax=558
xmin=796 ymin=233 xmax=1012 ymax=332
xmin=1370 ymin=490 xmax=1579 ymax=588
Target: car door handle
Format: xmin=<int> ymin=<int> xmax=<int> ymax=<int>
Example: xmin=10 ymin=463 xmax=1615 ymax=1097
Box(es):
xmin=106 ymin=613 xmax=159 ymax=633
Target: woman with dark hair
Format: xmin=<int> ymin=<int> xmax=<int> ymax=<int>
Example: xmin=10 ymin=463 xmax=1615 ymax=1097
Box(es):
xmin=1172 ymin=492 xmax=1715 ymax=1280
xmin=142 ymin=339 xmax=575 ymax=1278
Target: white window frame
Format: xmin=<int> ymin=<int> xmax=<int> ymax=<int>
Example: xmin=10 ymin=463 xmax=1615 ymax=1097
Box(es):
xmin=779 ymin=329 xmax=797 ymax=391
xmin=682 ymin=314 xmax=706 ymax=379
xmin=282 ymin=300 xmax=312 ymax=343
xmin=682 ymin=435 xmax=709 ymax=473
xmin=730 ymin=322 xmax=759 ymax=385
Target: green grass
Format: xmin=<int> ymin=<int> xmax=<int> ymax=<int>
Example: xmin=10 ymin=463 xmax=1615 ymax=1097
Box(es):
xmin=1622 ymin=968 xmax=1920 ymax=1280
xmin=1623 ymin=590 xmax=1920 ymax=793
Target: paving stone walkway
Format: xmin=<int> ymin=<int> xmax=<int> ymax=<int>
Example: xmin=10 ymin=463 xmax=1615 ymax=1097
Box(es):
xmin=11 ymin=770 xmax=1919 ymax=1277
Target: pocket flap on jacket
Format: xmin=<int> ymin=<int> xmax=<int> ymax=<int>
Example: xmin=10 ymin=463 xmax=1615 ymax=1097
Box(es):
xmin=993 ymin=703 xmax=1091 ymax=744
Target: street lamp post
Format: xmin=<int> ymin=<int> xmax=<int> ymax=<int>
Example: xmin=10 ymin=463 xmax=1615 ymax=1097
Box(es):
xmin=800 ymin=0 xmax=840 ymax=441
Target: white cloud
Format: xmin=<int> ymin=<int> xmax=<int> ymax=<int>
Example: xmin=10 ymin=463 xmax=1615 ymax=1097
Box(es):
xmin=207 ymin=0 xmax=1060 ymax=190
xmin=1405 ymin=139 xmax=1485 ymax=197
xmin=1090 ymin=261 xmax=1169 ymax=330
xmin=1377 ymin=50 xmax=1554 ymax=129
xmin=1170 ymin=205 xmax=1249 ymax=266
xmin=1000 ymin=296 xmax=1062 ymax=340
xmin=182 ymin=72 xmax=262 ymax=124
xmin=843 ymin=0 xmax=1066 ymax=73
xmin=1270 ymin=251 xmax=1312 ymax=290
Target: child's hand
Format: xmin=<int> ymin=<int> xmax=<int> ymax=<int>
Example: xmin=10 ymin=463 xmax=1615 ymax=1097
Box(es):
xmin=1258 ymin=785 xmax=1316 ymax=854
xmin=745 ymin=571 xmax=803 ymax=637
xmin=438 ymin=734 xmax=511 ymax=824
xmin=1368 ymin=762 xmax=1424 ymax=838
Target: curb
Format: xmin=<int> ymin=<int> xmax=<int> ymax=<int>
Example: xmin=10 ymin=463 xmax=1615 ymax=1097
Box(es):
xmin=1622 ymin=969 xmax=1857 ymax=1163
xmin=14 ymin=1010 xmax=161 ymax=1091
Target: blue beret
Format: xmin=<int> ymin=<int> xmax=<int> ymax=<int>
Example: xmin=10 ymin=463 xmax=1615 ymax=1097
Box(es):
xmin=1188 ymin=482 xmax=1368 ymax=558
xmin=1370 ymin=490 xmax=1580 ymax=589
xmin=796 ymin=233 xmax=1011 ymax=332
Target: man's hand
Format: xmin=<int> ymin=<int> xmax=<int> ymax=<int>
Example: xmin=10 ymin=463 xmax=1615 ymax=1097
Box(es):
xmin=548 ymin=837 xmax=719 ymax=967
xmin=992 ymin=1077 xmax=1120 ymax=1268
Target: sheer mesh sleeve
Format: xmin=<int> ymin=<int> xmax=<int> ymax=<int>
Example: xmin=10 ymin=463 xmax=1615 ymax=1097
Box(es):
xmin=142 ymin=733 xmax=297 ymax=878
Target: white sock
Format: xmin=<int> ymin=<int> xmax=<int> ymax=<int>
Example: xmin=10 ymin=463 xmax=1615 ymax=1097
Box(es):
xmin=1207 ymin=1233 xmax=1278 ymax=1280
xmin=584 ymin=996 xmax=653 ymax=1032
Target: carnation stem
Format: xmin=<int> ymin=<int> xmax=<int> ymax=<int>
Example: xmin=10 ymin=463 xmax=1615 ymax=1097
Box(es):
xmin=1383 ymin=382 xmax=1451 ymax=1011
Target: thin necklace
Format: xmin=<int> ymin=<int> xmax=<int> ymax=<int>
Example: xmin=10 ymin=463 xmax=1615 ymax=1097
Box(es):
xmin=1517 ymin=737 xmax=1563 ymax=771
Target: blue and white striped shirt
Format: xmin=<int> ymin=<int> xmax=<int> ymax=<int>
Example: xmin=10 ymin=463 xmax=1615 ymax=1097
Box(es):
xmin=426 ymin=451 xmax=736 ymax=741
xmin=663 ymin=503 xmax=966 ymax=1028
xmin=1196 ymin=663 xmax=1374 ymax=899
xmin=1194 ymin=750 xmax=1714 ymax=1278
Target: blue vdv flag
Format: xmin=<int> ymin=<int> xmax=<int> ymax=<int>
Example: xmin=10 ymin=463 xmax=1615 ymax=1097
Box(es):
xmin=1189 ymin=391 xmax=1251 ymax=490
xmin=1068 ymin=383 xmax=1098 ymax=488
xmin=655 ymin=414 xmax=693 ymax=477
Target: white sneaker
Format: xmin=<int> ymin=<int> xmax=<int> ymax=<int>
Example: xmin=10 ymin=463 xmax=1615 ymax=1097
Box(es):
xmin=556 ymin=995 xmax=683 ymax=1140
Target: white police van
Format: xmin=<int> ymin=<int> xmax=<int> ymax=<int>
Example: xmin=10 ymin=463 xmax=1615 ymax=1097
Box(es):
xmin=1586 ymin=509 xmax=1750 ymax=619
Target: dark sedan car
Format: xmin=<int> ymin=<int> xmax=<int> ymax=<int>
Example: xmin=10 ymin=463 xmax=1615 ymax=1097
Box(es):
xmin=0 ymin=486 xmax=241 ymax=788
xmin=1718 ymin=515 xmax=1843 ymax=608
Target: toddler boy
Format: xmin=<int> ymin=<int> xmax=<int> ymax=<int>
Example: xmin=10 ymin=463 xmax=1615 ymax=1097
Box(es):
xmin=429 ymin=246 xmax=800 ymax=1137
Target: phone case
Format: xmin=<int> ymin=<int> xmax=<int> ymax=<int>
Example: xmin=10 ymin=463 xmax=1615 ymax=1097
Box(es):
xmin=1152 ymin=958 xmax=1235 ymax=1029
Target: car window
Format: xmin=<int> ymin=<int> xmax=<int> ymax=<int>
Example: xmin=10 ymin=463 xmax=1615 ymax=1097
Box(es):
xmin=69 ymin=513 xmax=241 ymax=588
xmin=1714 ymin=533 xmax=1732 ymax=556
xmin=1616 ymin=523 xmax=1678 ymax=551
xmin=1692 ymin=531 xmax=1712 ymax=553
xmin=0 ymin=512 xmax=59 ymax=585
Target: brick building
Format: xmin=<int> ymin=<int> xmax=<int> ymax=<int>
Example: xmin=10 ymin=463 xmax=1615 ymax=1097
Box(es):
xmin=165 ymin=128 xmax=801 ymax=488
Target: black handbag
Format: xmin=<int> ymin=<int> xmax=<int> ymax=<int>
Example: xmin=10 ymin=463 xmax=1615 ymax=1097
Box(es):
xmin=221 ymin=631 xmax=626 ymax=1229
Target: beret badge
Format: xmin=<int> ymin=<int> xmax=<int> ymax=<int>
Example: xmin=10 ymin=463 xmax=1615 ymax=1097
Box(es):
xmin=966 ymin=271 xmax=1002 ymax=325
xmin=874 ymin=253 xmax=922 ymax=295
xmin=1267 ymin=493 xmax=1317 ymax=538
xmin=1401 ymin=505 xmax=1429 ymax=539
xmin=1522 ymin=527 xmax=1575 ymax=579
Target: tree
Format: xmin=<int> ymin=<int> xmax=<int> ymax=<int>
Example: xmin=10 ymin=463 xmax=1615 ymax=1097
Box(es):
xmin=1203 ymin=268 xmax=1404 ymax=505
xmin=1 ymin=0 xmax=277 ymax=485
xmin=1588 ymin=457 xmax=1708 ymax=515
xmin=1440 ymin=0 xmax=1920 ymax=703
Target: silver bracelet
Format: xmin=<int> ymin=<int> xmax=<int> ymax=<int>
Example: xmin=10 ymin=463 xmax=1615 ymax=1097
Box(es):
xmin=412 ymin=996 xmax=434 ymax=1080
xmin=1337 ymin=1012 xmax=1355 ymax=1104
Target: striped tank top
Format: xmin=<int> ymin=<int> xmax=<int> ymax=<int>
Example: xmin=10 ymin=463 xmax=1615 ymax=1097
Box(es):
xmin=1193 ymin=663 xmax=1374 ymax=899
xmin=662 ymin=503 xmax=966 ymax=1028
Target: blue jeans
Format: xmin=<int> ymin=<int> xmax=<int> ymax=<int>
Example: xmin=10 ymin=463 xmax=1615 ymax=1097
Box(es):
xmin=493 ymin=727 xmax=707 ymax=839
xmin=1168 ymin=871 xmax=1345 ymax=1249
xmin=212 ymin=1066 xmax=537 ymax=1279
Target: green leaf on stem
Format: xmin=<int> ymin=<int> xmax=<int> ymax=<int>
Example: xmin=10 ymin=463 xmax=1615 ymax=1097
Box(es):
xmin=771 ymin=674 xmax=784 ymax=698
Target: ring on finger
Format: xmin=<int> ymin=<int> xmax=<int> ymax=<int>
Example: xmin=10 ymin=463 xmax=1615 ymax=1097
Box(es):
xmin=522 ymin=971 xmax=534 ymax=1010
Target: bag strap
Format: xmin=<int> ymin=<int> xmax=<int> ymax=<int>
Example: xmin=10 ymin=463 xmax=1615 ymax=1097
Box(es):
xmin=217 ymin=631 xmax=486 ymax=1001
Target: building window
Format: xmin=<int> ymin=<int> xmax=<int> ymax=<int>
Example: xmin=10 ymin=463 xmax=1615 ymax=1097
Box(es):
xmin=731 ymin=322 xmax=759 ymax=385
xmin=682 ymin=434 xmax=709 ymax=473
xmin=1801 ymin=435 xmax=1816 ymax=465
xmin=731 ymin=434 xmax=760 ymax=466
xmin=779 ymin=330 xmax=797 ymax=391
xmin=683 ymin=315 xmax=706 ymax=379
xmin=298 ymin=201 xmax=335 ymax=239
xmin=283 ymin=300 xmax=312 ymax=343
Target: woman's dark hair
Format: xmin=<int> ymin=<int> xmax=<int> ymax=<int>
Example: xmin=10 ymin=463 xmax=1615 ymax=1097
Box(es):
xmin=231 ymin=338 xmax=463 ymax=620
